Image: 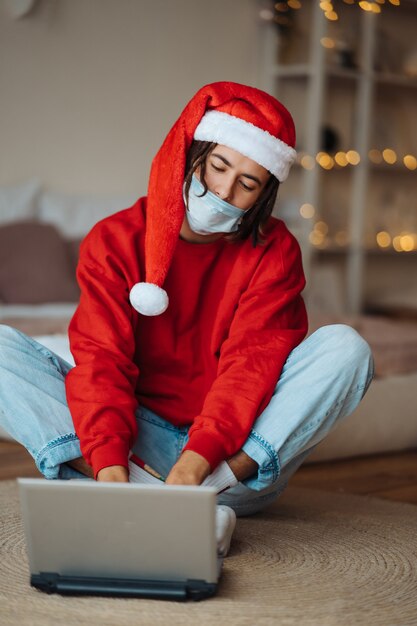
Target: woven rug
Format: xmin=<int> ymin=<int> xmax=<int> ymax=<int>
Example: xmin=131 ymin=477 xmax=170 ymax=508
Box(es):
xmin=1 ymin=480 xmax=416 ymax=626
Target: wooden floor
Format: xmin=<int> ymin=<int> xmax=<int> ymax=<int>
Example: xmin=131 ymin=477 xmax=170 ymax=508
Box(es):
xmin=1 ymin=441 xmax=416 ymax=505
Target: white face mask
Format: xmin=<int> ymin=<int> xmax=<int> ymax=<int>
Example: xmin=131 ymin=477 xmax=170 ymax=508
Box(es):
xmin=183 ymin=174 xmax=244 ymax=235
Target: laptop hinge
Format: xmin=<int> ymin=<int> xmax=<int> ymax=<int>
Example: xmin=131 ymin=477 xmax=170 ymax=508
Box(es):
xmin=31 ymin=572 xmax=216 ymax=601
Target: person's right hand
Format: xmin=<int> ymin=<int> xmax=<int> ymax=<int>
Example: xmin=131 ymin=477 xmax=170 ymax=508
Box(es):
xmin=96 ymin=465 xmax=129 ymax=482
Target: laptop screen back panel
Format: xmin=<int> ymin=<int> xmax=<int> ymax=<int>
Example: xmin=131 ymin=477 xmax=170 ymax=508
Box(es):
xmin=18 ymin=480 xmax=218 ymax=585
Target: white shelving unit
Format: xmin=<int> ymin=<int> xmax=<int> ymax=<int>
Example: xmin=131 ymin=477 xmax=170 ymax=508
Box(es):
xmin=258 ymin=0 xmax=417 ymax=315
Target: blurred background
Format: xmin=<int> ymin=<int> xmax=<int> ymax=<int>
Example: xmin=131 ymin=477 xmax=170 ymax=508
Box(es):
xmin=0 ymin=0 xmax=416 ymax=461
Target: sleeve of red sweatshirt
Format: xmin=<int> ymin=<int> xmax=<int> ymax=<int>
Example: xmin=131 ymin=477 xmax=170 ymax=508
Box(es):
xmin=183 ymin=225 xmax=308 ymax=470
xmin=65 ymin=216 xmax=141 ymax=479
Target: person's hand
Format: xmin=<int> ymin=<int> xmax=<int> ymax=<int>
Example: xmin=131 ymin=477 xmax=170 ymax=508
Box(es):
xmin=96 ymin=465 xmax=129 ymax=482
xmin=165 ymin=450 xmax=211 ymax=486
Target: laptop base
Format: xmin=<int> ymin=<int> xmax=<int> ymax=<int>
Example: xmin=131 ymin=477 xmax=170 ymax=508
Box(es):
xmin=31 ymin=572 xmax=217 ymax=601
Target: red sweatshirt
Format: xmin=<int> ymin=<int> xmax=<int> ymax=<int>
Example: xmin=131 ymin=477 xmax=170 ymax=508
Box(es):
xmin=65 ymin=198 xmax=308 ymax=478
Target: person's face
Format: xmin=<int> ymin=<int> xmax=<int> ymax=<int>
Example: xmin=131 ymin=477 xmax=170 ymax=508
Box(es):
xmin=196 ymin=144 xmax=270 ymax=211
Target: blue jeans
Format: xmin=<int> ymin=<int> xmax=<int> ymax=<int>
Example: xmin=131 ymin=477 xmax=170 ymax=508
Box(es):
xmin=0 ymin=324 xmax=373 ymax=516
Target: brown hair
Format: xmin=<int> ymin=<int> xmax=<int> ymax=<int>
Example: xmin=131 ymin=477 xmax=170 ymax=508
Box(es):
xmin=183 ymin=141 xmax=280 ymax=247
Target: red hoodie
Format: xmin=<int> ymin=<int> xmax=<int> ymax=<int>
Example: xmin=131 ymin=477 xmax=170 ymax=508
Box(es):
xmin=65 ymin=198 xmax=308 ymax=478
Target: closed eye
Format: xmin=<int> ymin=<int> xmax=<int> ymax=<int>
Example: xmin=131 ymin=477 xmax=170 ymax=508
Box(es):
xmin=210 ymin=163 xmax=225 ymax=172
xmin=211 ymin=163 xmax=256 ymax=191
xmin=240 ymin=180 xmax=255 ymax=191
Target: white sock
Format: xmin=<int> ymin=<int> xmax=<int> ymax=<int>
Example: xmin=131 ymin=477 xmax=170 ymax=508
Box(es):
xmin=202 ymin=461 xmax=238 ymax=494
xmin=128 ymin=455 xmax=165 ymax=485
xmin=216 ymin=505 xmax=237 ymax=557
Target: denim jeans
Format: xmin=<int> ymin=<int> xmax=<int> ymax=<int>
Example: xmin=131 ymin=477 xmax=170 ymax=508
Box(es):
xmin=0 ymin=324 xmax=373 ymax=516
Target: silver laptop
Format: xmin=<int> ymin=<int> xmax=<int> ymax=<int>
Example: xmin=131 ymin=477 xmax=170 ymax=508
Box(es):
xmin=18 ymin=478 xmax=221 ymax=600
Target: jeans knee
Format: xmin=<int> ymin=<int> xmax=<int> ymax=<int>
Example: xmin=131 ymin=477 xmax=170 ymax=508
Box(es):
xmin=315 ymin=324 xmax=374 ymax=384
xmin=0 ymin=324 xmax=22 ymax=356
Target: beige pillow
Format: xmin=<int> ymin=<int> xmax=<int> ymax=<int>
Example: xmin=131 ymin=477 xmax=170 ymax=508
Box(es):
xmin=0 ymin=221 xmax=80 ymax=304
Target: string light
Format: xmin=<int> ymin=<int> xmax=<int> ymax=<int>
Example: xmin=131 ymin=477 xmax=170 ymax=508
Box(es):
xmin=300 ymin=203 xmax=315 ymax=218
xmin=392 ymin=236 xmax=402 ymax=252
xmin=359 ymin=1 xmax=372 ymax=10
xmin=368 ymin=149 xmax=383 ymax=164
xmin=382 ymin=148 xmax=397 ymax=164
xmin=317 ymin=153 xmax=335 ymax=169
xmin=265 ymin=0 xmax=399 ymax=23
xmin=297 ymin=149 xmax=416 ymax=171
xmin=274 ymin=2 xmax=289 ymax=11
xmin=376 ymin=231 xmax=391 ymax=248
xmin=400 ymin=235 xmax=415 ymax=252
xmin=300 ymin=155 xmax=315 ymax=170
xmin=403 ymin=155 xmax=417 ymax=170
xmin=391 ymin=234 xmax=416 ymax=252
xmin=309 ymin=231 xmax=327 ymax=246
xmin=320 ymin=37 xmax=335 ymax=48
xmin=346 ymin=150 xmax=360 ymax=165
xmin=259 ymin=9 xmax=274 ymax=20
xmin=314 ymin=221 xmax=329 ymax=235
xmin=335 ymin=151 xmax=349 ymax=167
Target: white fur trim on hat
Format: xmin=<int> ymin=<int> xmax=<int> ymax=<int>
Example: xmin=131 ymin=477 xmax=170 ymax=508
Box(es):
xmin=129 ymin=282 xmax=169 ymax=316
xmin=194 ymin=111 xmax=297 ymax=182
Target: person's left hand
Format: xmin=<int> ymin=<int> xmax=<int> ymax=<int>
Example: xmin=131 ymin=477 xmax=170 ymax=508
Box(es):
xmin=165 ymin=450 xmax=211 ymax=486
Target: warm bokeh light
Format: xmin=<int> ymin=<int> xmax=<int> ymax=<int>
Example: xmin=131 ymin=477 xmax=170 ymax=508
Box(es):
xmin=274 ymin=2 xmax=289 ymax=12
xmin=368 ymin=149 xmax=383 ymax=164
xmin=314 ymin=221 xmax=329 ymax=235
xmin=382 ymin=148 xmax=397 ymax=164
xmin=318 ymin=153 xmax=335 ymax=169
xmin=392 ymin=236 xmax=402 ymax=252
xmin=309 ymin=231 xmax=326 ymax=246
xmin=259 ymin=9 xmax=274 ymax=20
xmin=335 ymin=151 xmax=348 ymax=167
xmin=403 ymin=155 xmax=417 ymax=170
xmin=400 ymin=235 xmax=415 ymax=252
xmin=370 ymin=3 xmax=381 ymax=12
xmin=325 ymin=10 xmax=338 ymax=20
xmin=320 ymin=1 xmax=333 ymax=10
xmin=320 ymin=37 xmax=335 ymax=49
xmin=301 ymin=155 xmax=315 ymax=170
xmin=274 ymin=15 xmax=291 ymax=25
xmin=389 ymin=0 xmax=400 ymax=5
xmin=300 ymin=203 xmax=315 ymax=219
xmin=376 ymin=231 xmax=391 ymax=248
xmin=346 ymin=150 xmax=360 ymax=165
xmin=287 ymin=0 xmax=302 ymax=9
xmin=359 ymin=1 xmax=372 ymax=10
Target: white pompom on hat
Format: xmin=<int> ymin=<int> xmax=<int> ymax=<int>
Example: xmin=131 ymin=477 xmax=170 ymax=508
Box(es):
xmin=129 ymin=81 xmax=297 ymax=316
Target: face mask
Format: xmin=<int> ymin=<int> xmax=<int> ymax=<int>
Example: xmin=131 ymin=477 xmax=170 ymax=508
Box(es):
xmin=183 ymin=174 xmax=244 ymax=235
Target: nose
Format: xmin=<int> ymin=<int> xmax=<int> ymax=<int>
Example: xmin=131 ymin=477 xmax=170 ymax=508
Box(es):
xmin=215 ymin=182 xmax=233 ymax=202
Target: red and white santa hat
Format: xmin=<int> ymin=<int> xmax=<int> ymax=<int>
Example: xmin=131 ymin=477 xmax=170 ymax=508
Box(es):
xmin=129 ymin=81 xmax=297 ymax=316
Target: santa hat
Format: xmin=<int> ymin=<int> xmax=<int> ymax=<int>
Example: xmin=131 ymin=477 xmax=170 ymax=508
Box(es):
xmin=129 ymin=81 xmax=296 ymax=316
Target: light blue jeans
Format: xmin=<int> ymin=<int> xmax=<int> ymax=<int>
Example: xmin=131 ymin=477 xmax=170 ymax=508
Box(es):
xmin=0 ymin=324 xmax=373 ymax=516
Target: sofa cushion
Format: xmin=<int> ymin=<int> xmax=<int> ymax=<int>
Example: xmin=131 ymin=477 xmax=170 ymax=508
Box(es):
xmin=308 ymin=313 xmax=417 ymax=378
xmin=38 ymin=190 xmax=136 ymax=238
xmin=0 ymin=179 xmax=41 ymax=225
xmin=0 ymin=221 xmax=79 ymax=304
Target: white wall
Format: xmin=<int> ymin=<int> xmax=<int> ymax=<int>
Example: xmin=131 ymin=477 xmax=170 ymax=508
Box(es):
xmin=0 ymin=0 xmax=261 ymax=196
